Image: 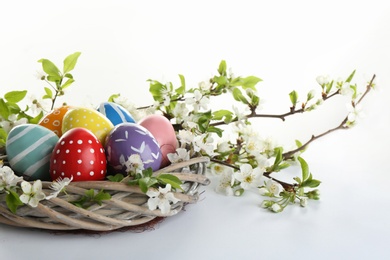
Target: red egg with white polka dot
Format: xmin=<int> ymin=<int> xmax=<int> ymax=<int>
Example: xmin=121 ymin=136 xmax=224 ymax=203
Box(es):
xmin=39 ymin=106 xmax=73 ymax=137
xmin=50 ymin=127 xmax=107 ymax=181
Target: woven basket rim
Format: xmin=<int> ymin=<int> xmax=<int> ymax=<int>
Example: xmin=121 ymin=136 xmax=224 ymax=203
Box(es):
xmin=0 ymin=156 xmax=210 ymax=232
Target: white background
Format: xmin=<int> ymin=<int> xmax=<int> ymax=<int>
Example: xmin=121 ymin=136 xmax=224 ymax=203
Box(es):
xmin=1 ymin=1 xmax=390 ymax=259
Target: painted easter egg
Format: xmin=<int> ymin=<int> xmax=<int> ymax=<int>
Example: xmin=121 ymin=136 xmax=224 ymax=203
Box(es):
xmin=97 ymin=102 xmax=135 ymax=126
xmin=39 ymin=106 xmax=73 ymax=137
xmin=105 ymin=122 xmax=162 ymax=174
xmin=138 ymin=114 xmax=177 ymax=167
xmin=50 ymin=128 xmax=107 ymax=181
xmin=62 ymin=107 xmax=114 ymax=144
xmin=6 ymin=124 xmax=59 ymax=181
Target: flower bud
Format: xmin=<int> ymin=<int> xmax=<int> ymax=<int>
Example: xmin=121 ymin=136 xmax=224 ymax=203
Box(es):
xmin=260 ymin=200 xmax=272 ymax=208
xmin=300 ymin=197 xmax=308 ymax=207
xmin=271 ymin=203 xmax=283 ymax=213
xmin=234 ymin=188 xmax=245 ymax=197
xmin=307 ymin=189 xmax=320 ymax=200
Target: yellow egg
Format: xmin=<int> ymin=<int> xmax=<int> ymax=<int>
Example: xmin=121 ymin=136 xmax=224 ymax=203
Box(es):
xmin=62 ymin=107 xmax=114 ymax=144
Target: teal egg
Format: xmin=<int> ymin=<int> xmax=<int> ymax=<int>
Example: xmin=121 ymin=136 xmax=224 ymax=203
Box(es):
xmin=6 ymin=124 xmax=59 ymax=181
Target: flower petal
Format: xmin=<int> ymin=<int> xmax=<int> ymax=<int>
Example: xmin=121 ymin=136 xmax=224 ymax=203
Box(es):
xmin=147 ymin=197 xmax=159 ymax=211
xmin=19 ymin=194 xmax=30 ymax=204
xmin=158 ymin=198 xmax=171 ymax=214
xmin=21 ymin=181 xmax=32 ymax=193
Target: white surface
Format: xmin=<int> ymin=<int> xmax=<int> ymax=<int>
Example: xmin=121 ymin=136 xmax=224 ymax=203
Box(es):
xmin=1 ymin=1 xmax=390 ymax=259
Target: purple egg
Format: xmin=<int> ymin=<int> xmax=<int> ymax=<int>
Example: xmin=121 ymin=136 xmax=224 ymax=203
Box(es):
xmin=105 ymin=122 xmax=162 ymax=174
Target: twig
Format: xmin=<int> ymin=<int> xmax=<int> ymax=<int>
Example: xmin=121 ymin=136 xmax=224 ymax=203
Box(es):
xmin=282 ymin=74 xmax=376 ymax=160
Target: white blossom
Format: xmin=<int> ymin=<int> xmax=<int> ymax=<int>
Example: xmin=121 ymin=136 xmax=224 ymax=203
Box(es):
xmin=46 ymin=176 xmax=73 ymax=200
xmin=185 ymin=90 xmax=210 ymax=112
xmin=0 ymin=114 xmax=28 ymax=133
xmin=167 ymin=148 xmax=190 ymax=163
xmin=346 ymin=103 xmax=363 ymax=124
xmin=113 ymin=95 xmax=143 ymax=121
xmin=177 ymin=130 xmax=195 ymax=146
xmin=233 ymin=164 xmax=263 ymax=190
xmin=316 ymin=75 xmax=330 ymax=86
xmin=27 ymin=94 xmax=51 ymax=115
xmin=210 ymin=163 xmax=232 ymax=176
xmin=146 ymin=184 xmax=180 ymax=214
xmin=216 ymin=141 xmax=231 ymax=154
xmin=160 ymin=88 xmax=171 ymax=107
xmin=120 ymin=154 xmax=145 ymax=175
xmin=232 ymin=105 xmax=249 ymax=126
xmin=215 ymin=170 xmax=234 ymax=196
xmin=244 ymin=136 xmax=264 ymax=156
xmin=340 ymin=82 xmax=354 ymax=98
xmin=260 ymin=137 xmax=278 ymax=157
xmin=193 ymin=134 xmax=215 ymax=156
xmin=300 ymin=197 xmax=308 ymax=207
xmin=0 ymin=165 xmax=23 ymax=192
xmin=198 ymin=81 xmax=211 ymax=92
xmin=172 ymin=102 xmax=189 ymax=124
xmin=271 ymin=202 xmax=283 ymax=213
xmin=259 ymin=179 xmax=282 ymax=197
xmin=182 ymin=113 xmax=199 ymax=129
xmin=19 ymin=180 xmax=46 ymax=207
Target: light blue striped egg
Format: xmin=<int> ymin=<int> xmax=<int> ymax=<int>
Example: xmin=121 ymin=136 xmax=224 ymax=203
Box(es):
xmin=6 ymin=124 xmax=59 ymax=181
xmin=97 ymin=102 xmax=135 ymax=126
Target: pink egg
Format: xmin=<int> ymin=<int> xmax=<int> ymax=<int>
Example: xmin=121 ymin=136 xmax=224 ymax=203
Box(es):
xmin=138 ymin=114 xmax=177 ymax=168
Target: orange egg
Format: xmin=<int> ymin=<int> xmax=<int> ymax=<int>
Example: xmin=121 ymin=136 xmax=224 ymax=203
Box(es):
xmin=39 ymin=106 xmax=73 ymax=137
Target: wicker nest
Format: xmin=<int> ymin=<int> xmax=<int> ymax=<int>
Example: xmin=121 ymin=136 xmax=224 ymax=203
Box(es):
xmin=0 ymin=156 xmax=210 ymax=232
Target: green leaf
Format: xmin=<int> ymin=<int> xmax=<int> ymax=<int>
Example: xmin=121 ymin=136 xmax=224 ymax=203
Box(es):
xmin=325 ymin=80 xmax=334 ymax=94
xmin=142 ymin=168 xmax=154 ymax=178
xmin=240 ymin=76 xmax=262 ymax=90
xmin=157 ymin=174 xmax=183 ymax=191
xmin=293 ymin=176 xmax=302 ymax=184
xmin=306 ymin=91 xmax=314 ymax=101
xmin=206 ymin=126 xmax=224 ymax=137
xmin=7 ymin=103 xmax=21 ymax=115
xmin=4 ymin=90 xmax=27 ymax=103
xmin=29 ymin=111 xmax=44 ymax=124
xmin=0 ymin=127 xmax=7 ymax=146
xmin=232 ymin=87 xmax=248 ymax=104
xmin=63 ymin=52 xmax=81 ymax=74
xmin=345 ymin=70 xmax=356 ymax=83
xmin=85 ymin=189 xmax=95 ymax=199
xmin=64 ymin=73 xmax=73 ymax=79
xmin=139 ymin=177 xmax=158 ymax=193
xmin=350 ymin=84 xmax=358 ymax=99
xmin=43 ymin=87 xmax=53 ymax=99
xmin=303 ymin=179 xmax=321 ymax=188
xmin=38 ymin=58 xmax=61 ymax=78
xmin=46 ymin=75 xmax=62 ymax=83
xmin=176 ymin=74 xmax=186 ymax=95
xmin=148 ymin=80 xmax=164 ymax=101
xmin=197 ymin=111 xmax=212 ymax=132
xmin=212 ymin=109 xmax=233 ymax=123
xmin=6 ymin=189 xmax=24 ymax=214
xmin=213 ymin=75 xmax=228 ymax=85
xmin=108 ymin=93 xmax=120 ymax=102
xmin=273 ymin=147 xmax=284 ymax=167
xmin=93 ymin=190 xmax=111 ymax=205
xmin=289 ymin=90 xmax=298 ymax=106
xmin=218 ymin=60 xmax=227 ymax=76
xmin=250 ymin=94 xmax=260 ymax=107
xmin=0 ymin=98 xmax=10 ymax=119
xmin=107 ymin=173 xmax=125 ymax=182
xmin=298 ymin=157 xmax=309 ymax=182
xmin=61 ymin=78 xmax=75 ymax=90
